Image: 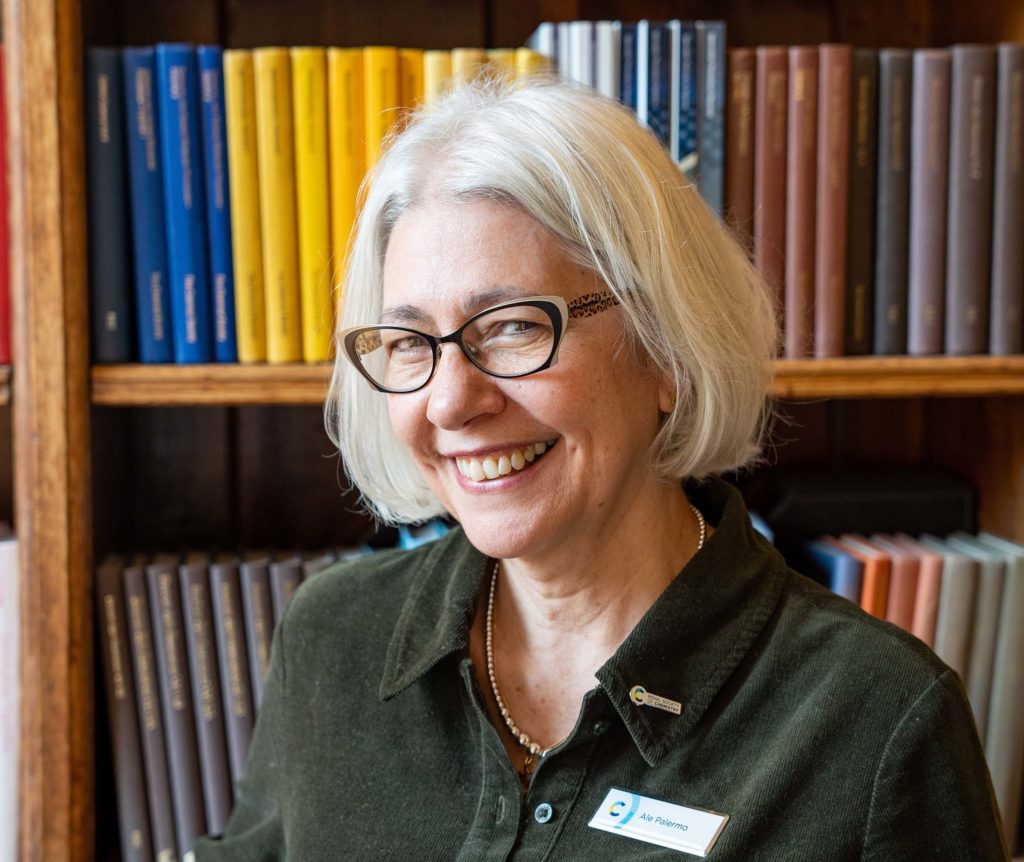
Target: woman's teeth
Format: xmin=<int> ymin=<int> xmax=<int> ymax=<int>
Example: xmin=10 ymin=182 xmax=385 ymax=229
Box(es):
xmin=455 ymin=440 xmax=556 ymax=482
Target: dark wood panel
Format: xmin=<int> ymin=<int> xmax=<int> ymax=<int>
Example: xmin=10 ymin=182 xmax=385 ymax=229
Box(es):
xmin=81 ymin=0 xmax=220 ymax=46
xmin=929 ymin=0 xmax=1024 ymax=46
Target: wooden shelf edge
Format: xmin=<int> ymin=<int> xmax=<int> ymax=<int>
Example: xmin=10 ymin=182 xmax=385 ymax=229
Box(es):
xmin=92 ymin=357 xmax=1024 ymax=405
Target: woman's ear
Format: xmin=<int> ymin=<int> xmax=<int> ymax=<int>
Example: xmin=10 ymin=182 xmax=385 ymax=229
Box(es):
xmin=658 ymin=380 xmax=676 ymax=414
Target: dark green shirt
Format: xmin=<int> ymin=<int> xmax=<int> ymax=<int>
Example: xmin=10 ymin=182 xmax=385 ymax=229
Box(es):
xmin=193 ymin=478 xmax=1009 ymax=861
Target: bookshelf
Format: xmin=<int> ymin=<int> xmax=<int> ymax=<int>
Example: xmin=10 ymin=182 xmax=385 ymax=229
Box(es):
xmin=4 ymin=0 xmax=1024 ymax=860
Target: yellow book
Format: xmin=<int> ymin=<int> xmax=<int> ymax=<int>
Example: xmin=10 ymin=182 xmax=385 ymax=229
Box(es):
xmin=399 ymin=48 xmax=424 ymax=113
xmin=290 ymin=47 xmax=332 ymax=362
xmin=485 ymin=49 xmax=516 ymax=80
xmin=327 ymin=48 xmax=365 ymax=297
xmin=362 ymin=46 xmax=400 ymax=170
xmin=423 ymin=50 xmax=453 ymax=104
xmin=253 ymin=47 xmax=302 ymax=363
xmin=451 ymin=48 xmax=485 ymax=85
xmin=222 ymin=50 xmax=267 ymax=363
xmin=515 ymin=47 xmax=548 ymax=80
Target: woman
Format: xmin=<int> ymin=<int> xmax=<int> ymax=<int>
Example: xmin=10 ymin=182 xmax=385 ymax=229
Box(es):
xmin=194 ymin=79 xmax=1008 ymax=860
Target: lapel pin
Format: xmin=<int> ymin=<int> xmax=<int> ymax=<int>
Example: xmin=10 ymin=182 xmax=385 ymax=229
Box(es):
xmin=629 ymin=685 xmax=682 ymax=715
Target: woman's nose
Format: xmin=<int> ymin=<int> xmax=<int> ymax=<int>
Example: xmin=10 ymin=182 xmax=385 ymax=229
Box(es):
xmin=425 ymin=343 xmax=505 ymax=430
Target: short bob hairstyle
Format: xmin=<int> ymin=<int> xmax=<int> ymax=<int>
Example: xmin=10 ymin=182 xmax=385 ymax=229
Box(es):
xmin=327 ymin=77 xmax=777 ymax=524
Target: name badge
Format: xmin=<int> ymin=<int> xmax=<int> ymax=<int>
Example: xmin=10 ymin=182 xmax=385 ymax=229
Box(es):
xmin=588 ymin=787 xmax=729 ymax=857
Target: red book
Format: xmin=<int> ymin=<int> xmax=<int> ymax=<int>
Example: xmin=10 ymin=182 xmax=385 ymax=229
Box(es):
xmin=890 ymin=534 xmax=944 ymax=649
xmin=869 ymin=535 xmax=921 ymax=633
xmin=754 ymin=46 xmax=788 ymax=317
xmin=831 ymin=535 xmax=891 ymax=619
xmin=726 ymin=48 xmax=756 ymax=252
xmin=0 ymin=46 xmax=11 ymax=365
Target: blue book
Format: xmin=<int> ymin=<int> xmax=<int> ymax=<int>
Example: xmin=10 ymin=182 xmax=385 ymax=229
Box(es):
xmin=155 ymin=43 xmax=213 ymax=363
xmin=669 ymin=21 xmax=698 ymax=180
xmin=696 ymin=20 xmax=727 ymax=214
xmin=197 ymin=46 xmax=238 ymax=363
xmin=637 ymin=21 xmax=671 ymax=147
xmin=84 ymin=48 xmax=134 ymax=362
xmin=619 ymin=23 xmax=638 ymax=111
xmin=802 ymin=539 xmax=863 ymax=604
xmin=121 ymin=48 xmax=174 ymax=363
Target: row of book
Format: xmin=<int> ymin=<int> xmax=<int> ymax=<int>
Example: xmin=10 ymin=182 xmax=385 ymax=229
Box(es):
xmin=94 ymin=522 xmax=447 ymax=861
xmin=84 ymin=43 xmax=547 ymax=367
xmin=792 ymin=530 xmax=1024 ymax=843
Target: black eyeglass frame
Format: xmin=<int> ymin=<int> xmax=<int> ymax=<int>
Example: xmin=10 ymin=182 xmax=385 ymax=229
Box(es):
xmin=341 ymin=291 xmax=619 ymax=394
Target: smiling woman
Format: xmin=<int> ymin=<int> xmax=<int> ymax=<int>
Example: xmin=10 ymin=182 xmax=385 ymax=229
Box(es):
xmin=193 ymin=79 xmax=1009 ymax=861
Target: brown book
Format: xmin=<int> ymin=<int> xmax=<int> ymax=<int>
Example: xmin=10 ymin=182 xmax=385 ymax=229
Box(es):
xmin=209 ymin=555 xmax=255 ymax=786
xmin=814 ymin=44 xmax=852 ymax=358
xmin=844 ymin=49 xmax=878 ymax=355
xmin=834 ymin=535 xmax=891 ymax=619
xmin=784 ymin=46 xmax=818 ymax=358
xmin=269 ymin=553 xmax=304 ymax=625
xmin=990 ymin=43 xmax=1024 ymax=355
xmin=946 ymin=44 xmax=997 ymax=355
xmin=178 ymin=553 xmax=233 ymax=835
xmin=868 ymin=535 xmax=920 ymax=633
xmin=146 ymin=554 xmax=207 ymax=855
xmin=122 ymin=557 xmax=178 ymax=862
xmin=754 ymin=46 xmax=788 ymax=315
xmin=726 ymin=47 xmax=756 ymax=252
xmin=891 ymin=534 xmax=943 ymax=649
xmin=873 ymin=49 xmax=913 ymax=355
xmin=95 ymin=556 xmax=154 ymax=862
xmin=908 ymin=49 xmax=951 ymax=355
xmin=239 ymin=554 xmax=274 ymax=710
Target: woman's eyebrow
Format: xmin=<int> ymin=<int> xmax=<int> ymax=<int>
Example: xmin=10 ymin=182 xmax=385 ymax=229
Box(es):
xmin=380 ymin=286 xmax=533 ymax=326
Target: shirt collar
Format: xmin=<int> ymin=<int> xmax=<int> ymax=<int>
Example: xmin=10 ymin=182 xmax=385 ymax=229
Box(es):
xmin=379 ymin=477 xmax=789 ymax=767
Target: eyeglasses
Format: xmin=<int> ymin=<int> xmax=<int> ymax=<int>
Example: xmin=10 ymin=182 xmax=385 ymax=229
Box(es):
xmin=341 ymin=291 xmax=620 ymax=394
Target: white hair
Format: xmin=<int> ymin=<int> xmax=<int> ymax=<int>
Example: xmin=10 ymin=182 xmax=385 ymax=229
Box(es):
xmin=326 ymin=77 xmax=777 ymax=524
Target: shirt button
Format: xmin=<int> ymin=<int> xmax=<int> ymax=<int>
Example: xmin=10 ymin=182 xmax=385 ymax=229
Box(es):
xmin=534 ymin=803 xmax=554 ymax=824
xmin=593 ymin=719 xmax=610 ymax=735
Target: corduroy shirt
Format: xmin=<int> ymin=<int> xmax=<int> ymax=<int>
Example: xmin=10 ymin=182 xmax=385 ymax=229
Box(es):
xmin=193 ymin=478 xmax=1009 ymax=861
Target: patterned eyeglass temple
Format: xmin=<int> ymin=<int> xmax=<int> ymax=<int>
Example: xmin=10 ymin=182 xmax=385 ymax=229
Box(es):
xmin=567 ymin=291 xmax=620 ymax=318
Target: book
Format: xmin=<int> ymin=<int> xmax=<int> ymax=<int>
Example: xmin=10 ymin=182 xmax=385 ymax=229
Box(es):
xmin=121 ymin=47 xmax=173 ymax=364
xmin=725 ymin=47 xmax=755 ymax=250
xmin=844 ymin=49 xmax=878 ymax=355
xmin=873 ymin=49 xmax=912 ymax=355
xmin=96 ymin=556 xmax=153 ymax=862
xmin=0 ymin=536 xmax=18 ymax=861
xmin=556 ymin=23 xmax=570 ymax=78
xmin=525 ymin=22 xmax=556 ymax=65
xmin=637 ymin=21 xmax=671 ymax=149
xmin=514 ymin=48 xmax=547 ymax=80
xmin=422 ymin=50 xmax=452 ymax=103
xmin=209 ymin=556 xmax=255 ymax=786
xmin=122 ymin=557 xmax=178 ymax=861
xmin=669 ymin=21 xmax=698 ymax=181
xmin=485 ymin=49 xmax=516 ymax=81
xmin=239 ymin=555 xmax=274 ymax=710
xmin=399 ymin=48 xmax=425 ymax=112
xmin=594 ymin=21 xmax=621 ymax=100
xmin=695 ymin=20 xmax=726 ymax=214
xmin=801 ymin=538 xmax=863 ymax=604
xmin=223 ymin=50 xmax=268 ymax=363
xmin=989 ymin=43 xmax=1024 ymax=355
xmin=568 ymin=21 xmax=594 ymax=87
xmin=291 ymin=47 xmax=332 ymax=363
xmin=753 ymin=46 xmax=787 ymax=313
xmin=975 ymin=533 xmax=1024 ymax=844
xmin=907 ymin=50 xmax=951 ymax=355
xmin=155 ymin=43 xmax=214 ymax=364
xmin=253 ymin=47 xmax=303 ymax=364
xmin=178 ymin=553 xmax=233 ymax=835
xmin=619 ymin=23 xmax=638 ymax=112
xmin=918 ymin=535 xmax=978 ymax=687
xmin=867 ymin=534 xmax=920 ymax=633
xmin=784 ymin=46 xmax=818 ymax=358
xmin=327 ymin=48 xmax=365 ymax=289
xmin=269 ymin=554 xmax=304 ymax=624
xmin=450 ymin=48 xmax=485 ymax=85
xmin=197 ymin=46 xmax=239 ymax=363
xmin=0 ymin=47 xmax=9 ymax=365
xmin=84 ymin=47 xmax=134 ymax=362
xmin=363 ymin=47 xmax=400 ymax=169
xmin=145 ymin=553 xmax=206 ymax=854
xmin=945 ymin=45 xmax=997 ymax=356
xmin=833 ymin=534 xmax=890 ymax=619
xmin=890 ymin=534 xmax=943 ymax=648
xmin=814 ymin=44 xmax=852 ymax=358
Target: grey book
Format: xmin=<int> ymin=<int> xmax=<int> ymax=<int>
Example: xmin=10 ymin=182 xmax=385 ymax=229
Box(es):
xmin=269 ymin=554 xmax=304 ymax=626
xmin=239 ymin=554 xmax=274 ymax=711
xmin=696 ymin=20 xmax=726 ymax=214
xmin=917 ymin=535 xmax=978 ymax=685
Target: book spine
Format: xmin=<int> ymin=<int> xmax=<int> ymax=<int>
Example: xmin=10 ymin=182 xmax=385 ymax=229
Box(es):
xmin=223 ymin=50 xmax=267 ymax=363
xmin=178 ymin=558 xmax=233 ymax=835
xmin=784 ymin=46 xmax=818 ymax=358
xmin=85 ymin=48 xmax=134 ymax=362
xmin=526 ymin=22 xmax=556 ymax=63
xmin=696 ymin=20 xmax=726 ymax=214
xmin=908 ymin=50 xmax=951 ymax=355
xmin=485 ymin=49 xmax=516 ymax=82
xmin=594 ymin=21 xmax=621 ymax=101
xmin=146 ymin=557 xmax=207 ymax=854
xmin=514 ymin=48 xmax=547 ymax=80
xmin=155 ymin=43 xmax=214 ymax=364
xmin=399 ymin=48 xmax=424 ymax=110
xmin=122 ymin=562 xmax=178 ymax=861
xmin=363 ymin=46 xmax=400 ymax=171
xmin=844 ymin=49 xmax=878 ymax=355
xmin=327 ymin=49 xmax=365 ymax=291
xmin=989 ymin=44 xmax=1024 ymax=355
xmin=239 ymin=558 xmax=274 ymax=710
xmin=568 ymin=21 xmax=594 ymax=87
xmin=290 ymin=47 xmax=332 ymax=363
xmin=269 ymin=557 xmax=304 ymax=625
xmin=909 ymin=551 xmax=942 ymax=648
xmin=96 ymin=558 xmax=154 ymax=862
xmin=0 ymin=48 xmax=9 ymax=364
xmin=963 ymin=560 xmax=1003 ymax=745
xmin=253 ymin=47 xmax=303 ymax=364
xmin=753 ymin=46 xmax=787 ymax=315
xmin=931 ymin=556 xmax=977 ymax=682
xmin=0 ymin=540 xmax=16 ymax=861
xmin=644 ymin=22 xmax=671 ymax=148
xmin=677 ymin=22 xmax=698 ymax=183
xmin=725 ymin=48 xmax=755 ymax=251
xmin=209 ymin=560 xmax=255 ymax=785
xmin=945 ymin=45 xmax=997 ymax=355
xmin=121 ymin=48 xmax=174 ymax=364
xmin=556 ymin=23 xmax=570 ymax=79
xmin=422 ymin=51 xmax=452 ymax=104
xmin=619 ymin=24 xmax=638 ymax=111
xmin=197 ymin=46 xmax=239 ymax=363
xmin=814 ymin=44 xmax=852 ymax=358
xmin=873 ymin=49 xmax=912 ymax=355
xmin=450 ymin=48 xmax=485 ymax=85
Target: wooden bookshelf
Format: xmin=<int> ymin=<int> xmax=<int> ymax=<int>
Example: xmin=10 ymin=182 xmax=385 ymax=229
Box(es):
xmin=0 ymin=367 xmax=12 ymax=406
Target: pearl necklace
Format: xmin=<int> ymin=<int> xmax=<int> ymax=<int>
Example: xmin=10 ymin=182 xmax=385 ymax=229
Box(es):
xmin=484 ymin=502 xmax=707 ymax=778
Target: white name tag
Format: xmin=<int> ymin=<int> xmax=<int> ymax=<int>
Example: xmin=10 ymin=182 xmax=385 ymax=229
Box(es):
xmin=588 ymin=787 xmax=729 ymax=857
